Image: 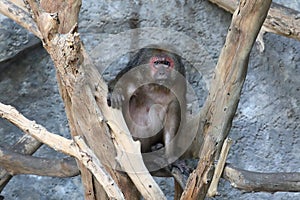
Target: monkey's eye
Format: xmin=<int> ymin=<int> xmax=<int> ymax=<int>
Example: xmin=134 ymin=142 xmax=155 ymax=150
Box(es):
xmin=162 ymin=61 xmax=170 ymax=66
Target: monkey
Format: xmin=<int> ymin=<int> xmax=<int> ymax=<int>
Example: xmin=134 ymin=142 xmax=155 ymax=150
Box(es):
xmin=107 ymin=45 xmax=187 ymax=170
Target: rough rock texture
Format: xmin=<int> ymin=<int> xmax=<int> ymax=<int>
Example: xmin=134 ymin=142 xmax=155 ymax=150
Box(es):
xmin=0 ymin=0 xmax=299 ymax=199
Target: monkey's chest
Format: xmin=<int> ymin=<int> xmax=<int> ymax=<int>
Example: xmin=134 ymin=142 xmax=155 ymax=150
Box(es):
xmin=128 ymin=87 xmax=173 ymax=127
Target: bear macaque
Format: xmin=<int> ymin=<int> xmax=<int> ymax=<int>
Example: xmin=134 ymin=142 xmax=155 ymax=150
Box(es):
xmin=107 ymin=45 xmax=186 ymax=169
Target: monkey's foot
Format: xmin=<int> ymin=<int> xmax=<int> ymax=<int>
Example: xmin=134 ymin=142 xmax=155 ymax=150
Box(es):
xmin=150 ymin=143 xmax=164 ymax=151
xmin=171 ymin=160 xmax=192 ymax=177
xmin=170 ymin=160 xmax=193 ymax=189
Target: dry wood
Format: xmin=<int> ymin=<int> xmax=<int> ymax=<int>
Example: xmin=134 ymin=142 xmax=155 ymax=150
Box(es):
xmin=224 ymin=165 xmax=300 ymax=192
xmin=23 ymin=0 xmax=133 ymax=198
xmin=0 ymin=147 xmax=79 ymax=177
xmin=0 ymin=0 xmax=42 ymax=39
xmin=0 ymin=102 xmax=125 ymax=200
xmin=85 ymin=52 xmax=166 ymax=200
xmin=207 ymin=138 xmax=232 ymax=197
xmin=8 ymin=0 xmax=26 ymax=10
xmin=40 ymin=0 xmax=82 ymax=34
xmin=0 ymin=0 xmax=166 ymax=199
xmin=0 ymin=134 xmax=42 ymax=192
xmin=209 ymin=0 xmax=300 ymax=41
xmin=181 ymin=1 xmax=272 ymax=199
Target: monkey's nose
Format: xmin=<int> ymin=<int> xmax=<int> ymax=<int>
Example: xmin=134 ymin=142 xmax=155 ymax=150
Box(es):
xmin=159 ymin=71 xmax=165 ymax=75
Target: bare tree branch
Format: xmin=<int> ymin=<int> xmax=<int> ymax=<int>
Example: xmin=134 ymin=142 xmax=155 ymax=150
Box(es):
xmin=181 ymin=1 xmax=272 ymax=199
xmin=0 ymin=147 xmax=79 ymax=177
xmin=85 ymin=52 xmax=166 ymax=199
xmin=7 ymin=0 xmax=164 ymax=197
xmin=40 ymin=0 xmax=82 ymax=34
xmin=224 ymin=165 xmax=300 ymax=192
xmin=0 ymin=0 xmax=42 ymax=39
xmin=0 ymin=134 xmax=42 ymax=192
xmin=8 ymin=0 xmax=26 ymax=11
xmin=0 ymin=102 xmax=125 ymax=200
xmin=209 ymin=0 xmax=300 ymax=41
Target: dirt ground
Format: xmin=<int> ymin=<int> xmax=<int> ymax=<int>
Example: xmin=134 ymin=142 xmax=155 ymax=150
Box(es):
xmin=0 ymin=0 xmax=299 ymax=199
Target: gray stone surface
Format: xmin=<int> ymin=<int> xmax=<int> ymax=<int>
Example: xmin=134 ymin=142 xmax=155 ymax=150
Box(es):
xmin=0 ymin=17 xmax=40 ymax=64
xmin=0 ymin=0 xmax=299 ymax=199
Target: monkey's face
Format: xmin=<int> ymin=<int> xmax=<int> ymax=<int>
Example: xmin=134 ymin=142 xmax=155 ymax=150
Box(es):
xmin=149 ymin=54 xmax=175 ymax=85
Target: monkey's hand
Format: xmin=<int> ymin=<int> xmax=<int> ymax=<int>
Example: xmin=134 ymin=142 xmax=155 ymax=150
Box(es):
xmin=107 ymin=88 xmax=124 ymax=109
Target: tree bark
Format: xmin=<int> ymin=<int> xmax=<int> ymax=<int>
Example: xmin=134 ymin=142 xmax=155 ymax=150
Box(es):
xmin=0 ymin=0 xmax=166 ymax=199
xmin=27 ymin=0 xmax=141 ymax=198
xmin=181 ymin=0 xmax=272 ymax=199
xmin=224 ymin=165 xmax=300 ymax=192
xmin=0 ymin=102 xmax=124 ymax=199
xmin=0 ymin=0 xmax=42 ymax=38
xmin=0 ymin=147 xmax=79 ymax=177
xmin=209 ymin=0 xmax=300 ymax=41
xmin=0 ymin=135 xmax=41 ymax=192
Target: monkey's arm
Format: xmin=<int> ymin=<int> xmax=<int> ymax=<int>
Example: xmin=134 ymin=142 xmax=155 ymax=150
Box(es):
xmin=107 ymin=67 xmax=139 ymax=109
xmin=107 ymin=50 xmax=144 ymax=108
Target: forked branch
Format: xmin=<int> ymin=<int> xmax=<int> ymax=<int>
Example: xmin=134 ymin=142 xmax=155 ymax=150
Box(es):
xmin=0 ymin=102 xmax=125 ymax=200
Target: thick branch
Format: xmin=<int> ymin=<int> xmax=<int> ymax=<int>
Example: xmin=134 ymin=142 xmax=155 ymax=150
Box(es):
xmin=18 ymin=0 xmax=159 ymax=198
xmin=1 ymin=0 xmax=162 ymax=199
xmin=40 ymin=0 xmax=82 ymax=34
xmin=0 ymin=134 xmax=42 ymax=192
xmin=0 ymin=147 xmax=79 ymax=177
xmin=181 ymin=1 xmax=272 ymax=199
xmin=83 ymin=51 xmax=166 ymax=199
xmin=0 ymin=0 xmax=42 ymax=39
xmin=0 ymin=102 xmax=125 ymax=200
xmin=209 ymin=0 xmax=300 ymax=41
xmin=224 ymin=165 xmax=300 ymax=192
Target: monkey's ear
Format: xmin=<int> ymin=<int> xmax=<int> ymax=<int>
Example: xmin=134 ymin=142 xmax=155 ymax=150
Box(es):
xmin=177 ymin=56 xmax=186 ymax=75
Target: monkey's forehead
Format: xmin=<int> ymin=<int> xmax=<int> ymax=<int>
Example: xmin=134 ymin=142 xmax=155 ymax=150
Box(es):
xmin=143 ymin=47 xmax=179 ymax=55
xmin=142 ymin=44 xmax=181 ymax=55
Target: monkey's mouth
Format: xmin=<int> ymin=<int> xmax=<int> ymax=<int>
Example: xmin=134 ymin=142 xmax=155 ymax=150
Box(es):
xmin=156 ymin=79 xmax=166 ymax=85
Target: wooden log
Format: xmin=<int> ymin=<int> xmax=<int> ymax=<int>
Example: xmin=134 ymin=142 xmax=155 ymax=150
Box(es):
xmin=0 ymin=135 xmax=42 ymax=192
xmin=0 ymin=147 xmax=79 ymax=177
xmin=224 ymin=165 xmax=300 ymax=192
xmin=181 ymin=0 xmax=272 ymax=199
xmin=0 ymin=102 xmax=124 ymax=200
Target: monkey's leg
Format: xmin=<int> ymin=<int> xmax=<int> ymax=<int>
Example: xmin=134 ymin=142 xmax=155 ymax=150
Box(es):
xmin=163 ymin=100 xmax=181 ymax=163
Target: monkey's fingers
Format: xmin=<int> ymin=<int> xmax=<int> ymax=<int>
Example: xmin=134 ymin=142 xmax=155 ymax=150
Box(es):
xmin=114 ymin=94 xmax=122 ymax=108
xmin=109 ymin=93 xmax=124 ymax=109
xmin=171 ymin=160 xmax=192 ymax=176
